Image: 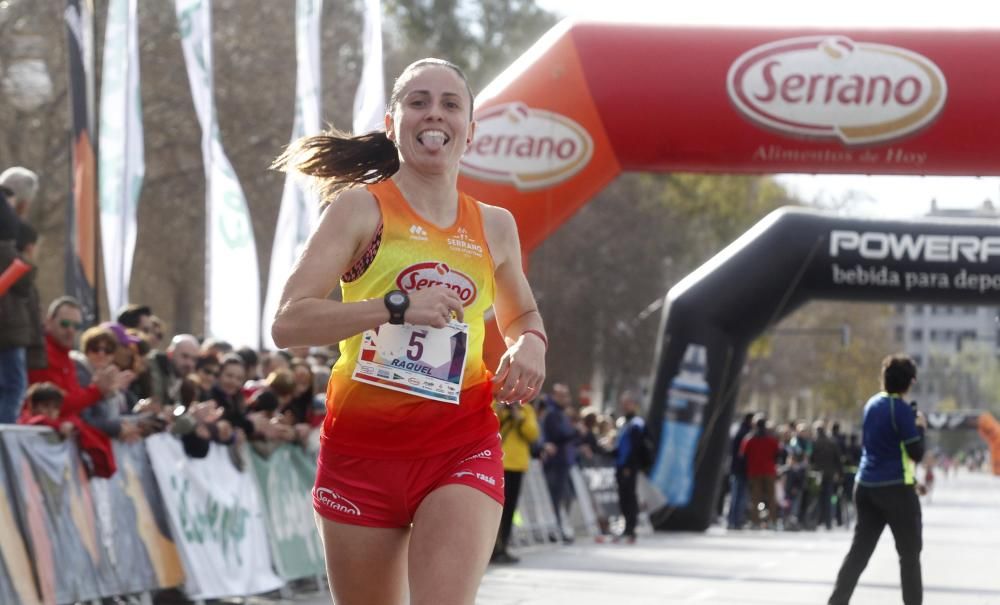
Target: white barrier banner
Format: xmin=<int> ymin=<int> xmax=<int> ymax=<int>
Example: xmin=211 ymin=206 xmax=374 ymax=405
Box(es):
xmin=145 ymin=435 xmax=282 ymax=599
xmin=249 ymin=444 xmax=325 ymax=579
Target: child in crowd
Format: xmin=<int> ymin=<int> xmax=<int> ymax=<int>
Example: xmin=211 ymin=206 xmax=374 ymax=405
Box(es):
xmin=21 ymin=382 xmax=117 ymax=477
xmin=21 ymin=383 xmax=75 ymax=438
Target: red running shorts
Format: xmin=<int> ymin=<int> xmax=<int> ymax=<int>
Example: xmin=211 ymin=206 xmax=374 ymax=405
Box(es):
xmin=312 ymin=432 xmax=504 ymax=528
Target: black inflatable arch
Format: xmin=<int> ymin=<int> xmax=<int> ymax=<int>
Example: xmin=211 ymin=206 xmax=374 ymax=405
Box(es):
xmin=648 ymin=206 xmax=1000 ymax=530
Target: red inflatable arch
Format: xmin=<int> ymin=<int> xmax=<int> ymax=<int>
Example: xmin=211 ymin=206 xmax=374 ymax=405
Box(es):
xmin=457 ymin=21 xmax=1000 ymax=529
xmin=458 ymin=21 xmax=1000 ymax=251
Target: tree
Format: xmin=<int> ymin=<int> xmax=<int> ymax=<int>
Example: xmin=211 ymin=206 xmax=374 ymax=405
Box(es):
xmin=943 ymin=342 xmax=1000 ymax=411
xmin=0 ymin=1 xmax=73 ymax=305
xmin=0 ymin=0 xmax=555 ymax=338
xmin=0 ymin=1 xmax=348 ymax=332
xmin=383 ymin=0 xmax=558 ymax=90
xmin=739 ymin=301 xmax=895 ymax=428
xmin=1 ymin=1 xmax=897 ymax=419
xmin=529 ymin=173 xmax=796 ymax=408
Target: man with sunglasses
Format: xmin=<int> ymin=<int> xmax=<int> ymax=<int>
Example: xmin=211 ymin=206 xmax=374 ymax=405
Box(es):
xmin=26 ymin=297 xmax=129 ymax=419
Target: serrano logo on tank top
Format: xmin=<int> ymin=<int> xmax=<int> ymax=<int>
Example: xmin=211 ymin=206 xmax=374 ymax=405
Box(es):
xmin=396 ymin=262 xmax=478 ymax=306
xmin=447 ymin=227 xmax=484 ymax=257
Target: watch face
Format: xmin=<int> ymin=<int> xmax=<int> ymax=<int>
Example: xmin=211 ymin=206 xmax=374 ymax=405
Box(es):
xmin=388 ymin=292 xmax=406 ymax=306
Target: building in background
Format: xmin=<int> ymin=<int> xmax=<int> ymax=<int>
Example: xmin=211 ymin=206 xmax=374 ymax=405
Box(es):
xmin=892 ymin=199 xmax=1000 ymax=411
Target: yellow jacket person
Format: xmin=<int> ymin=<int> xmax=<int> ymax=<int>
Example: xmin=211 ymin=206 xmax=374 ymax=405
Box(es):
xmin=497 ymin=402 xmax=540 ymax=471
xmin=492 ymin=401 xmax=540 ymax=564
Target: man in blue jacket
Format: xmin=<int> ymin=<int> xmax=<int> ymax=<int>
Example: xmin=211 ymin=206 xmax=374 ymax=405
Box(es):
xmin=542 ymin=383 xmax=580 ymax=543
xmin=613 ymin=391 xmax=646 ymax=543
xmin=829 ymin=354 xmax=926 ymax=605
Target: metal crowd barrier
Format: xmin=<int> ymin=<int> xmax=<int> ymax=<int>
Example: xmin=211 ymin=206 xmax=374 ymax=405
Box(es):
xmin=0 ymin=424 xmax=651 ymax=604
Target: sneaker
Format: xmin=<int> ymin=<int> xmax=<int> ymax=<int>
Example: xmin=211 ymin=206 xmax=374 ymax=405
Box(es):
xmin=490 ymin=551 xmax=520 ymax=564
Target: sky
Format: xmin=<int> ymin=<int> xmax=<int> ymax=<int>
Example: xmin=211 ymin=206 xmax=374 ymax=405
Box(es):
xmin=534 ymin=0 xmax=1000 ymax=219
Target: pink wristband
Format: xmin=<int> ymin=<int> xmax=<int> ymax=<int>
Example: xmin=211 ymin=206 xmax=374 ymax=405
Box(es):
xmin=521 ymin=329 xmax=548 ymax=351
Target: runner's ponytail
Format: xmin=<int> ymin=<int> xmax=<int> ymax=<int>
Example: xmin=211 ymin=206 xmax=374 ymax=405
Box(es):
xmin=272 ymin=129 xmax=399 ymax=203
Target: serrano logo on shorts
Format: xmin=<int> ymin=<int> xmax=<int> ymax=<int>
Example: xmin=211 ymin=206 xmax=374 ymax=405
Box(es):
xmin=313 ymin=487 xmax=362 ymax=516
xmin=460 ymin=449 xmax=493 ymax=464
xmin=727 ymin=35 xmax=947 ymax=145
xmin=460 ymin=102 xmax=593 ymax=191
xmin=396 ymin=262 xmax=478 ymax=306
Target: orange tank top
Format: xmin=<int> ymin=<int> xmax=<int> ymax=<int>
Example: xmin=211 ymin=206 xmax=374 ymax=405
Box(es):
xmin=321 ymin=179 xmax=499 ymax=459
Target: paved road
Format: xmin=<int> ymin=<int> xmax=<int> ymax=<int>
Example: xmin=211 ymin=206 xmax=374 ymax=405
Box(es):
xmin=284 ymin=470 xmax=1000 ymax=604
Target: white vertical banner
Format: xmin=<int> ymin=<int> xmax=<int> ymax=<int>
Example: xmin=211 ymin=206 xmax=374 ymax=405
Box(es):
xmin=98 ymin=0 xmax=144 ymax=315
xmin=261 ymin=0 xmax=323 ymax=350
xmin=352 ymin=0 xmax=385 ymax=135
xmin=176 ymin=0 xmax=260 ymax=347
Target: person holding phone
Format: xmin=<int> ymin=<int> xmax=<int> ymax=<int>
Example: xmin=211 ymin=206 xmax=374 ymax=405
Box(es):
xmin=829 ymin=354 xmax=927 ymax=605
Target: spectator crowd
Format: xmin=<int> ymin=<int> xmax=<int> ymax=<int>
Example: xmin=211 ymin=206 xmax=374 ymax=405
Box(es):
xmin=11 ymin=295 xmax=335 ymax=476
xmin=0 ymin=167 xmax=334 ymax=476
xmin=492 ymin=381 xmax=651 ymax=563
xmin=722 ymin=411 xmax=974 ymax=533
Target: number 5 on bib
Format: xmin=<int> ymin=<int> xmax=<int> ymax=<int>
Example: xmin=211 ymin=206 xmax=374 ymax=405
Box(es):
xmin=352 ymin=321 xmax=470 ymax=404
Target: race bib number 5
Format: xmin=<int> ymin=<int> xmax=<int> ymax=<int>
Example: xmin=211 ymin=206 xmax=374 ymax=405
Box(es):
xmin=351 ymin=321 xmax=469 ymax=404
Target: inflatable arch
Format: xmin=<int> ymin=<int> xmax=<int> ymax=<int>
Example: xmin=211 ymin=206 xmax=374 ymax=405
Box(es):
xmin=641 ymin=208 xmax=1000 ymax=529
xmin=456 ymin=21 xmax=1000 ymax=530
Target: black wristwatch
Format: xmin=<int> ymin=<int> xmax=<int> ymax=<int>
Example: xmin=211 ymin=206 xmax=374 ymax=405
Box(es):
xmin=383 ymin=290 xmax=410 ymax=325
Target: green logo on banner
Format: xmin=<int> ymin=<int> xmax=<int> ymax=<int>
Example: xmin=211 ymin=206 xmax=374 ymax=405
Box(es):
xmin=171 ymin=475 xmax=250 ymax=565
xmin=177 ymin=2 xmax=200 ymax=39
xmin=251 ymin=446 xmax=325 ymax=579
xmin=218 ymin=189 xmax=252 ymax=248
